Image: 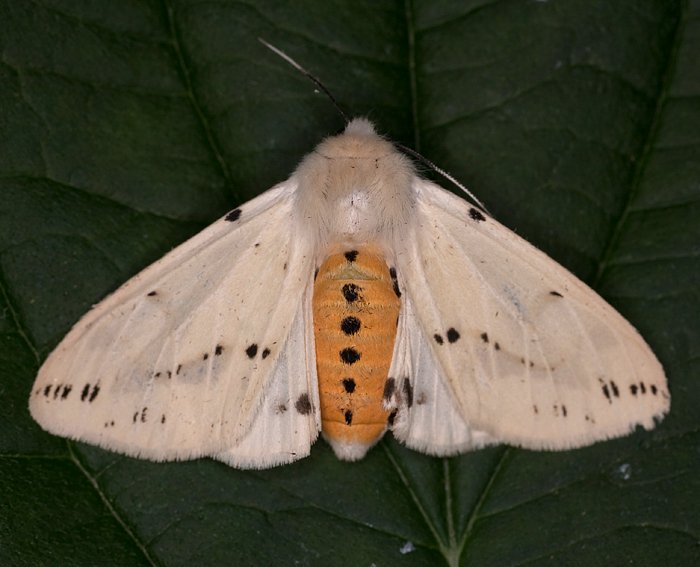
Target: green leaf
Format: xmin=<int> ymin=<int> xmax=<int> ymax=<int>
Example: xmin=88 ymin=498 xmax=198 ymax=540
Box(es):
xmin=1 ymin=1 xmax=698 ymax=565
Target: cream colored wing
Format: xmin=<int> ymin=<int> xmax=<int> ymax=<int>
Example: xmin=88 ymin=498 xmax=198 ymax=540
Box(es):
xmin=387 ymin=291 xmax=497 ymax=455
xmin=216 ymin=286 xmax=320 ymax=469
xmin=392 ymin=179 xmax=669 ymax=450
xmin=30 ymin=181 xmax=319 ymax=464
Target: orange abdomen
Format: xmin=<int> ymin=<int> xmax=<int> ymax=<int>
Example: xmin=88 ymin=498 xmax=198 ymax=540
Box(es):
xmin=313 ymin=247 xmax=401 ymax=456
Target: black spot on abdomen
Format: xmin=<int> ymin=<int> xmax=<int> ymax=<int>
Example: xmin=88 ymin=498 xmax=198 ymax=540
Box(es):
xmin=341 ymin=283 xmax=361 ymax=303
xmin=340 ymin=316 xmax=361 ymax=335
xmin=340 ymin=347 xmax=361 ymax=365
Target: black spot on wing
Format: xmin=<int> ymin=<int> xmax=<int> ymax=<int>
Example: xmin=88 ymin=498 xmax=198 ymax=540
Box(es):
xmin=550 ymin=291 xmax=563 ymax=297
xmin=61 ymin=385 xmax=72 ymax=400
xmin=480 ymin=332 xmax=489 ymax=343
xmin=81 ymin=383 xmax=90 ymax=402
xmin=295 ymin=393 xmax=312 ymax=415
xmin=176 ymin=364 xmax=182 ymax=375
xmin=611 ymin=381 xmax=620 ymax=398
xmin=344 ymin=250 xmax=359 ymax=263
xmin=403 ymin=378 xmax=414 ymax=408
xmin=314 ymin=267 xmax=319 ymax=280
xmin=383 ymin=378 xmax=396 ymax=401
xmin=392 ymin=279 xmax=401 ymax=298
xmin=469 ymin=208 xmax=486 ymax=222
xmin=161 ymin=414 xmax=166 ymax=424
xmin=215 ymin=344 xmax=224 ymax=356
xmin=342 ymin=378 xmax=356 ymax=393
xmin=447 ymin=328 xmax=460 ymax=343
xmin=88 ymin=385 xmax=100 ymax=403
xmin=203 ymin=353 xmax=209 ymax=361
xmin=434 ymin=334 xmax=444 ymax=345
xmin=141 ymin=407 xmax=148 ymax=422
xmin=225 ymin=208 xmax=242 ymax=222
xmin=562 ymin=405 xmax=568 ymax=417
xmin=147 ymin=290 xmax=158 ymax=297
xmin=389 ymin=267 xmax=401 ymax=297
xmin=262 ymin=347 xmax=271 ymax=359
xmin=246 ymin=343 xmax=258 ymax=359
xmin=340 ymin=347 xmax=361 ymax=365
xmin=341 ymin=316 xmax=361 ymax=335
xmin=43 ymin=385 xmax=51 ymax=397
xmin=494 ymin=342 xmax=501 ymax=351
xmin=651 ymin=384 xmax=658 ymax=395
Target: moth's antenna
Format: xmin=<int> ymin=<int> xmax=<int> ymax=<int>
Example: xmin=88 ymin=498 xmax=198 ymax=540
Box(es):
xmin=258 ymin=38 xmax=350 ymax=125
xmin=395 ymin=142 xmax=490 ymax=214
xmin=259 ymin=38 xmax=487 ymax=214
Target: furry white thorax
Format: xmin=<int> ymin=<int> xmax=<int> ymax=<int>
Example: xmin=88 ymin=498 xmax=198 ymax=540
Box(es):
xmin=293 ymin=118 xmax=416 ymax=254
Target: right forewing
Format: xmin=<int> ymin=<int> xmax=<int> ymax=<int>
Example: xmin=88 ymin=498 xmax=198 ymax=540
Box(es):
xmin=393 ymin=180 xmax=669 ymax=451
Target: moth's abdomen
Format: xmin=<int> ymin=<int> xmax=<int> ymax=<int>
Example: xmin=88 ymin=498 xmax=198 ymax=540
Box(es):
xmin=313 ymin=247 xmax=400 ymax=461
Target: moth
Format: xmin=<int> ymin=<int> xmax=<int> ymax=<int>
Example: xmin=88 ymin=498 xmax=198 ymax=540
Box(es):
xmin=30 ymin=118 xmax=669 ymax=468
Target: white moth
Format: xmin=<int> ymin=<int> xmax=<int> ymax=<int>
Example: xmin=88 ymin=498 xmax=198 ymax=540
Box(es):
xmin=30 ymin=119 xmax=669 ymax=469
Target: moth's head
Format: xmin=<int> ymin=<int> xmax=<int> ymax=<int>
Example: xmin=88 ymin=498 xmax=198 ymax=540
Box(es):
xmin=314 ymin=118 xmax=398 ymax=159
xmin=293 ymin=117 xmax=416 ymax=251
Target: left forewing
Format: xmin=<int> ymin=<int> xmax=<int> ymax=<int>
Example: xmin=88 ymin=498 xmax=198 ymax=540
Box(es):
xmin=30 ymin=182 xmax=317 ymax=462
xmin=393 ymin=180 xmax=669 ymax=450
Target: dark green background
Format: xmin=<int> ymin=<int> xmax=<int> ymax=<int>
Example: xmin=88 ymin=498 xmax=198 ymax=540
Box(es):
xmin=1 ymin=1 xmax=698 ymax=565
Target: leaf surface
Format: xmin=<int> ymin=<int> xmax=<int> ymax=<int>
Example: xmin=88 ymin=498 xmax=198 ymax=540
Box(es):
xmin=1 ymin=1 xmax=698 ymax=565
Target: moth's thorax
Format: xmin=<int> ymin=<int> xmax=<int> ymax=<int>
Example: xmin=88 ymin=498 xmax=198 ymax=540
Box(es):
xmin=293 ymin=118 xmax=416 ymax=247
xmin=312 ymin=246 xmax=401 ymax=461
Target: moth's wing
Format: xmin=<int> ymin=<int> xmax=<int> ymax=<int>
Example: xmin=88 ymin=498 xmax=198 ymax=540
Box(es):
xmin=392 ymin=179 xmax=669 ymax=450
xmin=386 ymin=292 xmax=497 ymax=455
xmin=215 ymin=286 xmax=320 ymax=469
xmin=30 ymin=182 xmax=319 ymax=464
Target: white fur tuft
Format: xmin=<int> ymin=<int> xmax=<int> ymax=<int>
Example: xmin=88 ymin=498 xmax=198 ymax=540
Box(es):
xmin=324 ymin=435 xmax=375 ymax=461
xmin=343 ymin=117 xmax=376 ymax=136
